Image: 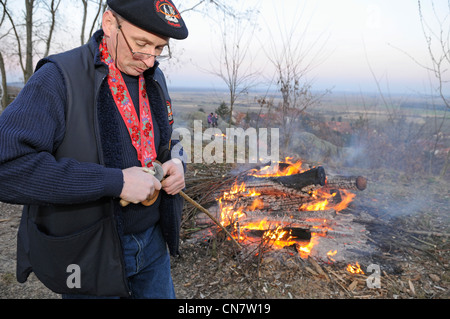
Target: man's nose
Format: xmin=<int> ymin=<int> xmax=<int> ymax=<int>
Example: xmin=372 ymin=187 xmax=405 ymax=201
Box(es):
xmin=141 ymin=55 xmax=155 ymax=69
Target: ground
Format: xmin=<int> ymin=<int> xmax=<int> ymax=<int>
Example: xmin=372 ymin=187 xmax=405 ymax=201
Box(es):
xmin=0 ymin=163 xmax=448 ymax=299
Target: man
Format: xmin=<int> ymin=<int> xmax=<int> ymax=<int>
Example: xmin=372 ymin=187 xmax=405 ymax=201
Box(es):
xmin=0 ymin=0 xmax=188 ymax=299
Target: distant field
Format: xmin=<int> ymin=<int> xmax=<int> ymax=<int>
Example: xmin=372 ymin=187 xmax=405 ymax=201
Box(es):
xmin=4 ymin=84 xmax=447 ymax=133
xmin=169 ymin=88 xmax=449 ymax=130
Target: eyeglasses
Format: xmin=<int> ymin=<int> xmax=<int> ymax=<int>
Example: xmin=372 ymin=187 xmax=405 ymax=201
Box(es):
xmin=118 ymin=25 xmax=171 ymax=62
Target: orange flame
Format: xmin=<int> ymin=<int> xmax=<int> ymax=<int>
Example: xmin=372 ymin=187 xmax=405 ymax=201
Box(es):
xmin=301 ymin=198 xmax=329 ymax=211
xmin=263 ymin=226 xmax=293 ymax=244
xmin=250 ymin=157 xmax=306 ymax=177
xmin=327 ymin=249 xmax=337 ymax=262
xmin=216 ymin=158 xmax=357 ymax=259
xmin=347 ymin=262 xmax=364 ymax=274
xmin=297 ymin=234 xmax=319 ymax=258
xmin=219 ymin=181 xmax=261 ymax=226
xmin=334 ymin=190 xmax=356 ymax=211
xmin=300 ymin=189 xmax=356 ymax=212
xmin=249 ymin=198 xmax=264 ymax=211
xmin=221 ymin=181 xmax=260 ymax=201
xmin=218 ymin=200 xmax=245 ymax=227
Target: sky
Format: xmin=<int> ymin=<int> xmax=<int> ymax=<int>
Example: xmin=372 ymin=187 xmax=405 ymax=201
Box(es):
xmin=162 ymin=0 xmax=448 ymax=95
xmin=3 ymin=0 xmax=448 ymax=96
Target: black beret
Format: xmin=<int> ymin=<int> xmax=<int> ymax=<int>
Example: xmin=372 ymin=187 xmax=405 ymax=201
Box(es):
xmin=107 ymin=0 xmax=188 ymax=40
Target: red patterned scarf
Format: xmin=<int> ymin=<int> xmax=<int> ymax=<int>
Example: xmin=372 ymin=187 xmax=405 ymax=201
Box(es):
xmin=99 ymin=36 xmax=156 ymax=168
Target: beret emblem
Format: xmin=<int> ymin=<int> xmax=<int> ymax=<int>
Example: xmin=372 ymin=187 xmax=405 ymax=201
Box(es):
xmin=155 ymin=0 xmax=182 ymax=28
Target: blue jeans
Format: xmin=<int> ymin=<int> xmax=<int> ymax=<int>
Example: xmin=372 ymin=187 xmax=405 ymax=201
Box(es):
xmin=62 ymin=224 xmax=175 ymax=299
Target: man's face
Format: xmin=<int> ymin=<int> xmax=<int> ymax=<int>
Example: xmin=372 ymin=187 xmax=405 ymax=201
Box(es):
xmin=103 ymin=11 xmax=169 ymax=76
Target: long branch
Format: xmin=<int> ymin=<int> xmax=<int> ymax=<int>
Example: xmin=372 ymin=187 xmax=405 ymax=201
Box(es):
xmin=0 ymin=0 xmax=25 ymax=76
xmin=44 ymin=0 xmax=61 ymax=57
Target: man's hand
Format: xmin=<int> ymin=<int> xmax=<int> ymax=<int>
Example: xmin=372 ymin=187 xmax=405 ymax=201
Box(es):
xmin=120 ymin=166 xmax=162 ymax=204
xmin=161 ymin=158 xmax=185 ymax=195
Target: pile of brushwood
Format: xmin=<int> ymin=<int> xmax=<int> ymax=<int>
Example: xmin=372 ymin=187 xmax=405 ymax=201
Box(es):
xmin=0 ymin=162 xmax=448 ymax=299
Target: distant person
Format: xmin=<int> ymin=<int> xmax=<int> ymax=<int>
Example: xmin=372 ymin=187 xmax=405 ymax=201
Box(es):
xmin=0 ymin=0 xmax=188 ymax=299
xmin=208 ymin=112 xmax=213 ymax=127
xmin=212 ymin=113 xmax=218 ymax=128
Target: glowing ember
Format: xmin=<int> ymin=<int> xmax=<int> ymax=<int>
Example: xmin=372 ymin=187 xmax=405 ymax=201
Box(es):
xmin=263 ymin=226 xmax=293 ymax=244
xmin=327 ymin=250 xmax=338 ymax=262
xmin=347 ymin=262 xmax=364 ymax=274
xmin=249 ymin=198 xmax=264 ymax=211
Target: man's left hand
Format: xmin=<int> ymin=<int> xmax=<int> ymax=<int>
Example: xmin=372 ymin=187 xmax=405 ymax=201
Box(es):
xmin=161 ymin=158 xmax=185 ymax=195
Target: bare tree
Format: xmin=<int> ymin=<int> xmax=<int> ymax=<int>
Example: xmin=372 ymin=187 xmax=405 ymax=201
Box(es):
xmin=80 ymin=0 xmax=88 ymax=44
xmin=0 ymin=0 xmax=33 ymax=83
xmin=0 ymin=0 xmax=58 ymax=83
xmin=0 ymin=52 xmax=8 ymax=111
xmin=179 ymin=0 xmax=236 ymax=18
xmin=209 ymin=12 xmax=260 ymax=126
xmin=80 ymin=0 xmax=105 ymax=45
xmin=417 ymin=0 xmax=450 ymax=177
xmin=162 ymin=0 xmax=261 ymax=120
xmin=88 ymin=0 xmax=105 ymax=40
xmin=24 ymin=0 xmax=34 ymax=83
xmin=0 ymin=0 xmax=9 ymax=110
xmin=43 ymin=0 xmax=61 ymax=57
xmin=376 ymin=1 xmax=449 ymax=177
xmin=0 ymin=0 xmax=81 ymax=85
xmin=0 ymin=0 xmax=253 ymax=108
xmin=418 ymin=0 xmax=450 ymax=109
xmin=262 ymin=4 xmax=330 ymax=152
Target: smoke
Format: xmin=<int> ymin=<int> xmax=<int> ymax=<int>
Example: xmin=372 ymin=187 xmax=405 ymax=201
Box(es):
xmin=273 ymin=101 xmax=449 ymax=222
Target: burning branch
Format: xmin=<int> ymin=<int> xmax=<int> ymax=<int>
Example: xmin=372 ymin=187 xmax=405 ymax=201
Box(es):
xmin=181 ymin=191 xmax=242 ymax=250
xmin=326 ymin=175 xmax=367 ymax=191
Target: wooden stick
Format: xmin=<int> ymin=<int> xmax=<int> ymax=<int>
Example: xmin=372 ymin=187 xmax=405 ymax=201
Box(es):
xmin=403 ymin=229 xmax=450 ymax=238
xmin=326 ymin=175 xmax=367 ymax=191
xmin=179 ymin=190 xmax=242 ymax=250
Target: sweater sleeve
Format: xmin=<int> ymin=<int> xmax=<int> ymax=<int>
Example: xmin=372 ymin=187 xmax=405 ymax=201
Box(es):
xmin=0 ymin=62 xmax=124 ymax=205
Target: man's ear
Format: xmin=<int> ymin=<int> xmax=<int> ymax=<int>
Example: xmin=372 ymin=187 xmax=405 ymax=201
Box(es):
xmin=102 ymin=10 xmax=117 ymax=38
